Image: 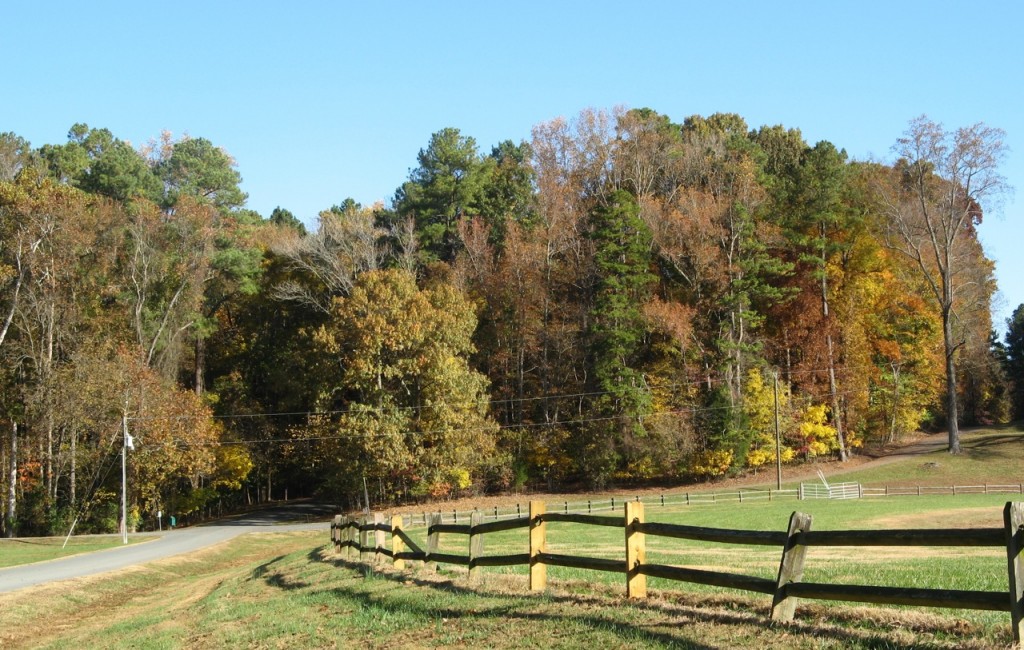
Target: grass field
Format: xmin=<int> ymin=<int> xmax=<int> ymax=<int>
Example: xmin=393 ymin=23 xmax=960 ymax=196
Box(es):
xmin=0 ymin=425 xmax=1019 ymax=648
xmin=0 ymin=535 xmax=148 ymax=569
xmin=0 ymin=527 xmax=1014 ymax=649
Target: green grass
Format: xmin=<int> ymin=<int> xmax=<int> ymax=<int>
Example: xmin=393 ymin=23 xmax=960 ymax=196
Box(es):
xmin=0 ymin=426 xmax=1019 ymax=648
xmin=0 ymin=535 xmax=149 ymax=568
xmin=0 ymin=530 xmax=1012 ymax=649
xmin=825 ymin=425 xmax=1024 ymax=488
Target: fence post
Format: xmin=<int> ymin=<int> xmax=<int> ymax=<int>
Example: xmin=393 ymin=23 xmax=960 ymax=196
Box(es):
xmin=426 ymin=513 xmax=441 ymax=571
xmin=771 ymin=511 xmax=813 ymax=623
xmin=470 ymin=510 xmax=484 ymax=584
xmin=529 ymin=500 xmax=546 ymax=591
xmin=374 ymin=512 xmax=385 ymax=565
xmin=331 ymin=515 xmax=340 ymax=550
xmin=359 ymin=515 xmax=371 ymax=565
xmin=392 ymin=515 xmax=406 ymax=570
xmin=1004 ymin=502 xmax=1023 ymax=645
xmin=625 ymin=501 xmax=646 ymax=599
xmin=344 ymin=516 xmax=354 ymax=559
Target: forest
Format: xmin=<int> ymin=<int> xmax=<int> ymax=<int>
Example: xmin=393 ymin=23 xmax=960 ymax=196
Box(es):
xmin=2 ymin=108 xmax=1022 ymax=537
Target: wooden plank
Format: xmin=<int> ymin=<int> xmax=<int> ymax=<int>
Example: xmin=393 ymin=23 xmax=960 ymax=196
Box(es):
xmin=394 ymin=528 xmax=424 ymax=556
xmin=391 ymin=515 xmax=406 ymax=570
xmin=473 ymin=553 xmax=531 ymax=567
xmin=538 ymin=552 xmax=626 ymax=574
xmin=543 ymin=512 xmax=623 ymax=528
xmin=530 ymin=501 xmax=546 ymax=591
xmin=1005 ymin=502 xmax=1024 ymax=645
xmin=469 ymin=511 xmax=483 ymax=584
xmin=625 ymin=501 xmax=645 ymax=599
xmin=787 ymin=583 xmax=1009 ymax=611
xmin=640 ymin=564 xmax=776 ymax=595
xmin=799 ymin=528 xmax=1004 ymax=547
xmin=348 ymin=516 xmax=358 ymax=558
xmin=637 ymin=521 xmax=787 ymax=546
xmin=430 ymin=552 xmax=470 ymax=566
xmin=771 ymin=511 xmax=813 ymax=622
xmin=432 ymin=523 xmax=472 ymax=535
xmin=395 ymin=551 xmax=427 ymax=562
xmin=374 ymin=512 xmax=385 ymax=565
xmin=472 ymin=517 xmax=531 ymax=535
xmin=359 ymin=515 xmax=371 ymax=565
xmin=427 ymin=513 xmax=441 ymax=571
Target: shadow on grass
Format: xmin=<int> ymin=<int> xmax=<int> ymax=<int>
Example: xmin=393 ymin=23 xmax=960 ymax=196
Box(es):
xmin=251 ymin=554 xmax=311 ymax=591
xmin=295 ymin=548 xmax=968 ymax=650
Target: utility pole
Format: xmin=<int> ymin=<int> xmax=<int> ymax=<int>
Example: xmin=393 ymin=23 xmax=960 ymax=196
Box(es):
xmin=121 ymin=413 xmax=134 ymax=545
xmin=773 ymin=370 xmax=782 ymax=490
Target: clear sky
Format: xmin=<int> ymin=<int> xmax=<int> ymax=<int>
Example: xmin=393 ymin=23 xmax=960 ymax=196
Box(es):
xmin=3 ymin=1 xmax=1022 ymax=331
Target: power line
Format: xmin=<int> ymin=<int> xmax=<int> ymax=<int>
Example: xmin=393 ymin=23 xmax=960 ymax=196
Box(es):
xmin=125 ymin=362 xmax=886 ymax=425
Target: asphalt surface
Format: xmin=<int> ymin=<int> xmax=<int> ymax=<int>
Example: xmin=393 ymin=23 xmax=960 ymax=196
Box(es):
xmin=0 ymin=501 xmax=336 ymax=593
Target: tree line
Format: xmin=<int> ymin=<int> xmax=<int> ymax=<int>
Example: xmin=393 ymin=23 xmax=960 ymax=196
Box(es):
xmin=1 ymin=108 xmax=1021 ymax=537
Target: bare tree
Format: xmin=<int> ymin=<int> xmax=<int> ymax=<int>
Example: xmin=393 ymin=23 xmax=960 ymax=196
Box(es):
xmin=879 ymin=116 xmax=1008 ymax=453
xmin=271 ymin=205 xmax=384 ymax=311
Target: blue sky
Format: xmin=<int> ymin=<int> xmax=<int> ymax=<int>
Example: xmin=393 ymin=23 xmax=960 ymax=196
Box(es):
xmin=3 ymin=1 xmax=1022 ymax=330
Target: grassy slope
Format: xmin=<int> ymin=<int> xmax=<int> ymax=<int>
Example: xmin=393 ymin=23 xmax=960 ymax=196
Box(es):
xmin=0 ymin=530 xmax=1010 ymax=650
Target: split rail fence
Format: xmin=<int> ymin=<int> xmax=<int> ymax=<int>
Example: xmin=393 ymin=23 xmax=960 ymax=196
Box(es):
xmin=372 ymin=482 xmax=1024 ymax=528
xmin=331 ymin=501 xmax=1024 ymax=644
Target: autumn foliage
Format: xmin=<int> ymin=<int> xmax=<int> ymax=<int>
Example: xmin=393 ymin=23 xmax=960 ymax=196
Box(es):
xmin=0 ymin=110 xmax=1014 ymax=534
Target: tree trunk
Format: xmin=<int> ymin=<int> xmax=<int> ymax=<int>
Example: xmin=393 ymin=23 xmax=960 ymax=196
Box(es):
xmin=194 ymin=335 xmax=205 ymax=395
xmin=6 ymin=422 xmax=16 ymax=538
xmin=820 ymin=225 xmax=847 ymax=462
xmin=70 ymin=426 xmax=77 ymax=507
xmin=943 ymin=314 xmax=961 ymax=454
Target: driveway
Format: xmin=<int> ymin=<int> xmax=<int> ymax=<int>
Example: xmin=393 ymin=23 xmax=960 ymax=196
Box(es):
xmin=0 ymin=501 xmax=336 ymax=593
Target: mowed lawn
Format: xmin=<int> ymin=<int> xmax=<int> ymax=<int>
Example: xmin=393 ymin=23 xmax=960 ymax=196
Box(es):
xmin=0 ymin=535 xmax=149 ymax=569
xmin=0 ymin=425 xmax=1020 ymax=648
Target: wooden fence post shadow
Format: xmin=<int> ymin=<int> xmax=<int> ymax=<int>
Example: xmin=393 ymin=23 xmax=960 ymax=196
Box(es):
xmin=771 ymin=511 xmax=813 ymax=622
xmin=1005 ymin=502 xmax=1023 ymax=645
xmin=392 ymin=514 xmax=406 ymax=571
xmin=530 ymin=500 xmax=546 ymax=591
xmin=626 ymin=501 xmax=646 ymax=599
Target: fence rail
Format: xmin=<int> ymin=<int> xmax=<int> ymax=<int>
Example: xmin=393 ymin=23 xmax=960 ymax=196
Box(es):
xmin=331 ymin=501 xmax=1024 ymax=644
xmin=382 ymin=482 xmax=1024 ymax=529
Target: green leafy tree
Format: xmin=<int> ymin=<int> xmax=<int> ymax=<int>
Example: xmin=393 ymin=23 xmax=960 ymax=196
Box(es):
xmin=39 ymin=124 xmax=161 ymax=202
xmin=584 ymin=190 xmax=655 ymax=485
xmin=1005 ymin=304 xmax=1024 ymax=419
xmin=154 ymin=136 xmax=248 ymax=212
xmin=392 ymin=127 xmax=490 ymax=263
xmin=318 ymin=269 xmax=497 ymax=498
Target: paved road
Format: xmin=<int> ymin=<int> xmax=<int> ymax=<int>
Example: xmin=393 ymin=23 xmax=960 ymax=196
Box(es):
xmin=0 ymin=501 xmax=336 ymax=593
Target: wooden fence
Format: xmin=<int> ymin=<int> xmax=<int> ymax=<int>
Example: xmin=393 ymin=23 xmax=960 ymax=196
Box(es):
xmin=373 ymin=483 xmax=1024 ymax=528
xmin=331 ymin=501 xmax=1024 ymax=644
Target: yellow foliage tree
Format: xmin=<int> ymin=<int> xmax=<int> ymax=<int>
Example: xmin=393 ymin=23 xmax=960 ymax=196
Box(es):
xmin=742 ymin=368 xmax=796 ymax=469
